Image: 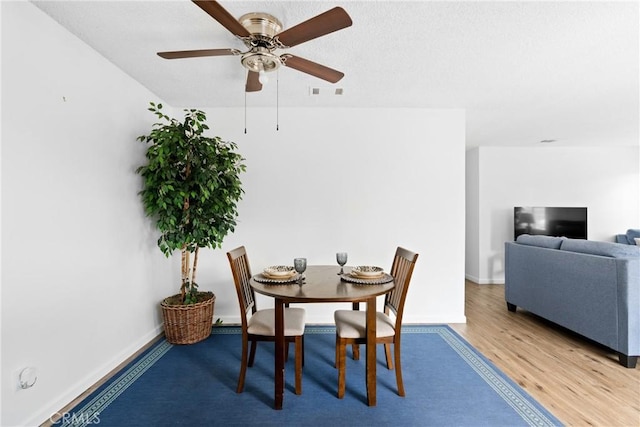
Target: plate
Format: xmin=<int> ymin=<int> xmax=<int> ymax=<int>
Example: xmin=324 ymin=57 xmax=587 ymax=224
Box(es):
xmin=351 ymin=266 xmax=385 ymax=278
xmin=350 ymin=271 xmax=385 ymax=279
xmin=264 ymin=265 xmax=295 ymax=277
xmin=263 ymin=270 xmax=297 ymax=280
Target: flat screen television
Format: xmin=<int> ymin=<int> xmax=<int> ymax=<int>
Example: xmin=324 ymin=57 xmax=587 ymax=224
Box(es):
xmin=514 ymin=207 xmax=587 ymax=240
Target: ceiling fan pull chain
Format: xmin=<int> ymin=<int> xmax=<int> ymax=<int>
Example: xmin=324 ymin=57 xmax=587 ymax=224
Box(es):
xmin=244 ymin=89 xmax=247 ymax=134
xmin=276 ymin=70 xmax=279 ymax=131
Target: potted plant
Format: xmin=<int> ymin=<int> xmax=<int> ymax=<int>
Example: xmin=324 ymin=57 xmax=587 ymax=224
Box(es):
xmin=137 ymin=102 xmax=245 ymax=344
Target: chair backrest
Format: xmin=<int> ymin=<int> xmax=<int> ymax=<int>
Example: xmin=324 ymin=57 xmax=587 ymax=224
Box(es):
xmin=385 ymin=247 xmax=419 ymax=326
xmin=227 ymin=246 xmax=256 ymax=330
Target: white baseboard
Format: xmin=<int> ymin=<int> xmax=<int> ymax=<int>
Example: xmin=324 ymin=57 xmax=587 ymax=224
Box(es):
xmin=28 ymin=325 xmax=164 ymax=427
xmin=465 ymin=273 xmax=504 ymax=285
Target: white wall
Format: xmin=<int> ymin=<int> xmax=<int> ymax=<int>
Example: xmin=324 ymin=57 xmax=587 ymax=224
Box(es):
xmin=466 ymin=146 xmax=640 ymax=284
xmin=465 ymin=148 xmax=480 ymax=280
xmin=1 ymin=3 xmax=176 ymax=426
xmin=1 ymin=3 xmax=466 ymax=426
xmin=188 ymin=107 xmax=466 ymax=327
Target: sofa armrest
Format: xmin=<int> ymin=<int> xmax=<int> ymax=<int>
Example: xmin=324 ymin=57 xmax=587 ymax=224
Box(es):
xmin=616 ymin=258 xmax=640 ymax=355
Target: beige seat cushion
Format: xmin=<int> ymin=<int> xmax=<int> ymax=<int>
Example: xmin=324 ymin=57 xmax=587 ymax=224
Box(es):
xmin=247 ymin=307 xmax=306 ymax=336
xmin=334 ymin=310 xmax=395 ymax=339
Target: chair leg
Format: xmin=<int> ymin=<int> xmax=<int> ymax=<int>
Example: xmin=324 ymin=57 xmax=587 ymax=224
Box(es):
xmin=295 ymin=336 xmax=303 ymax=395
xmin=302 ymin=335 xmax=305 ymax=367
xmin=337 ymin=336 xmax=347 ymax=398
xmin=352 ymin=343 xmax=360 ymax=360
xmin=285 ymin=341 xmax=290 ymax=361
xmin=351 ymin=302 xmax=361 ymax=360
xmin=334 ymin=334 xmax=338 ymax=368
xmin=237 ymin=337 xmax=249 ymax=393
xmin=248 ymin=340 xmax=257 ymax=367
xmin=394 ymin=342 xmax=405 ymax=397
xmin=384 ymin=343 xmax=393 ymax=369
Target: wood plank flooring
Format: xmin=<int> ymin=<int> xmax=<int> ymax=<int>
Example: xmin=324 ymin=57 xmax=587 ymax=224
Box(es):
xmin=450 ymin=281 xmax=640 ymax=426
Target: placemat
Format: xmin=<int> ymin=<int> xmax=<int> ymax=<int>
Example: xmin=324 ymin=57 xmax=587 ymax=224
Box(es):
xmin=252 ymin=273 xmax=300 ymax=284
xmin=340 ymin=272 xmax=393 ymax=285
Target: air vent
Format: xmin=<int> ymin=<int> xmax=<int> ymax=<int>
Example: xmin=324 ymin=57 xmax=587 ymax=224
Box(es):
xmin=310 ymin=87 xmax=344 ymax=96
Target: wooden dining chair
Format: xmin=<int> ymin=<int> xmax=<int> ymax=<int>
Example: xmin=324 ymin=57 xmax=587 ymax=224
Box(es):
xmin=334 ymin=246 xmax=419 ymax=398
xmin=226 ymin=246 xmax=306 ymax=394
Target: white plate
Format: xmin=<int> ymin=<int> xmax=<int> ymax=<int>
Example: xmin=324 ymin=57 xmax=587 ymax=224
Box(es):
xmin=264 ymin=265 xmax=296 ymax=277
xmin=351 ymin=266 xmax=384 ymax=277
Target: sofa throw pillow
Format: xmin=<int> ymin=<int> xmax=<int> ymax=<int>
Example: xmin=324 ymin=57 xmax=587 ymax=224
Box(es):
xmin=516 ymin=234 xmax=564 ymax=249
xmin=626 ymin=229 xmax=640 ymax=245
xmin=560 ymin=238 xmax=640 ymax=258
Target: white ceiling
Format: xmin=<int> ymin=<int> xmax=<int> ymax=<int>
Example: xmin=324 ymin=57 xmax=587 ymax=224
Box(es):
xmin=31 ymin=1 xmax=639 ymax=148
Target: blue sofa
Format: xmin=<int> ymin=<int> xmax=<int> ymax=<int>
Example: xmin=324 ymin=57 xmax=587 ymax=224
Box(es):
xmin=505 ymin=234 xmax=640 ymax=368
xmin=616 ymin=229 xmax=640 ymax=245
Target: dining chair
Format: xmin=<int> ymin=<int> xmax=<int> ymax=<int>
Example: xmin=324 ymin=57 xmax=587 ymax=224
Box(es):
xmin=226 ymin=246 xmax=306 ymax=394
xmin=334 ymin=246 xmax=419 ymax=398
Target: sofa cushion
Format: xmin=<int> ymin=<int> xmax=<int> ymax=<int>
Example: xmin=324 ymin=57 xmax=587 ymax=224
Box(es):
xmin=560 ymin=238 xmax=640 ymax=258
xmin=616 ymin=234 xmax=630 ymax=244
xmin=626 ymin=229 xmax=640 ymax=245
xmin=516 ymin=234 xmax=564 ymax=249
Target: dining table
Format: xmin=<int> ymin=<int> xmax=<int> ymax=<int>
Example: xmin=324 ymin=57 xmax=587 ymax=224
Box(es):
xmin=250 ymin=264 xmax=395 ymax=410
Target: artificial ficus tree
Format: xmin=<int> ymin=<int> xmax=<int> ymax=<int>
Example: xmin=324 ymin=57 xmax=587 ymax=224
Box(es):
xmin=137 ymin=102 xmax=246 ymax=304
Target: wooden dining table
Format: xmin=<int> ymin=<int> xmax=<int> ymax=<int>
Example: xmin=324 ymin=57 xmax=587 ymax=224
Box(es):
xmin=250 ymin=265 xmax=395 ymax=410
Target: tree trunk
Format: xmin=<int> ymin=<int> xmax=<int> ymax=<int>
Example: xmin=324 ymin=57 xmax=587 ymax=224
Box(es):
xmin=180 ymin=246 xmax=189 ymax=302
xmin=192 ymin=247 xmax=200 ymax=285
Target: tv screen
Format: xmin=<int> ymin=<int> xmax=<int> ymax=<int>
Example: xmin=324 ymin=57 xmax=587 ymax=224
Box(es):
xmin=514 ymin=207 xmax=587 ymax=240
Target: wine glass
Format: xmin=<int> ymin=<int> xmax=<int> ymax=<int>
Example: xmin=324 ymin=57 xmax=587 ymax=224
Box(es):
xmin=294 ymin=258 xmax=307 ymax=285
xmin=336 ymin=252 xmax=348 ymax=275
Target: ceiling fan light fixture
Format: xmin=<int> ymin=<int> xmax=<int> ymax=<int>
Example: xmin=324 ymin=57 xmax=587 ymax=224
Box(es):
xmin=241 ymin=47 xmax=282 ymax=73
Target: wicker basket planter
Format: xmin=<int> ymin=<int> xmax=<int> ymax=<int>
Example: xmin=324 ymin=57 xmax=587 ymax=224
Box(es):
xmin=161 ymin=292 xmax=215 ymax=344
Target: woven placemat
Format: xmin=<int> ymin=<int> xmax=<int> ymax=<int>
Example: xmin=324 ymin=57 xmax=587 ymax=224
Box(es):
xmin=252 ymin=273 xmax=300 ymax=284
xmin=340 ymin=272 xmax=393 ymax=285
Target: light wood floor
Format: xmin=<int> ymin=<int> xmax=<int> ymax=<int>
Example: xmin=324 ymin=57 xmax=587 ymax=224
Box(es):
xmin=450 ymin=281 xmax=640 ymax=427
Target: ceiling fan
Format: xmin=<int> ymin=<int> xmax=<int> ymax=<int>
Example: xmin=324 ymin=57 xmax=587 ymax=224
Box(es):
xmin=158 ymin=1 xmax=353 ymax=92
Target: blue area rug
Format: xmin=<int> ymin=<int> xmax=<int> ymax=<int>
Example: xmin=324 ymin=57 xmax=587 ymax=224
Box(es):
xmin=58 ymin=325 xmax=562 ymax=426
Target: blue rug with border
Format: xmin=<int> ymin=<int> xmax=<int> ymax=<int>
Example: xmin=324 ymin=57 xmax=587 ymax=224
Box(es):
xmin=56 ymin=325 xmax=562 ymax=426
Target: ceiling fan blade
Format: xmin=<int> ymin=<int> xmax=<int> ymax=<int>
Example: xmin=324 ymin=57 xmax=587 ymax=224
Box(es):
xmin=157 ymin=48 xmax=239 ymax=59
xmin=246 ymin=71 xmax=263 ymax=92
xmin=192 ymin=1 xmax=251 ymax=38
xmin=282 ymin=55 xmax=344 ymax=83
xmin=276 ymin=7 xmax=352 ymax=48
